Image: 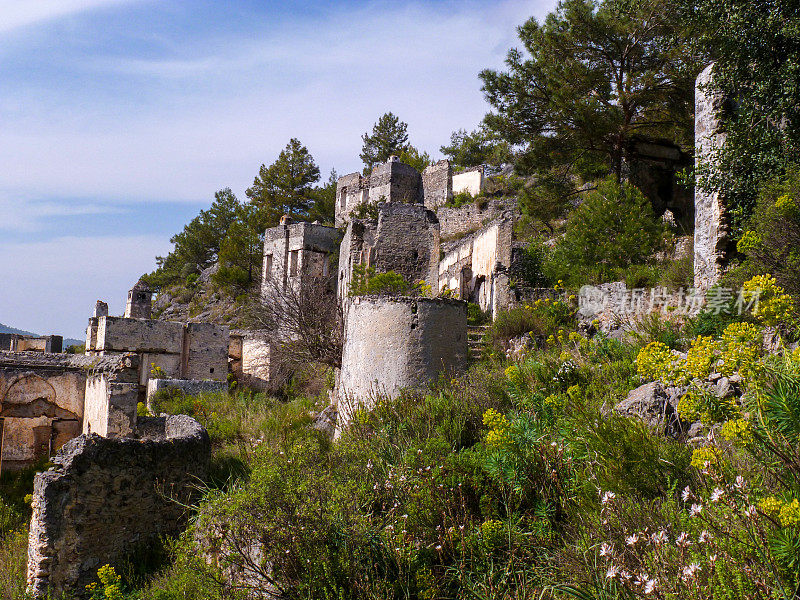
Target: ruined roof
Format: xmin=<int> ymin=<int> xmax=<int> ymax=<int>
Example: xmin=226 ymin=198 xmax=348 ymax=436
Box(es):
xmin=130 ymin=279 xmax=152 ymax=292
xmin=0 ymin=351 xmax=132 ymax=372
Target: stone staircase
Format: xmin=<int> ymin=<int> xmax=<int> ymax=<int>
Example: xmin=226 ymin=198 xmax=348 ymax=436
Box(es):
xmin=467 ymin=325 xmax=489 ymax=359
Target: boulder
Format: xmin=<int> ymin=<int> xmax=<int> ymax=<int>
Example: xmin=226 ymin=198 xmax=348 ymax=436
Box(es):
xmin=615 ymin=381 xmax=692 ymax=439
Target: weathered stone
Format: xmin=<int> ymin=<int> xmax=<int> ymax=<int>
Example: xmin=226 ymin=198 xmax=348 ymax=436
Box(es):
xmin=124 ymin=279 xmax=153 ymax=319
xmin=615 ymin=381 xmax=692 ymax=439
xmin=337 ymin=296 xmax=468 ymax=436
xmin=26 ymin=415 xmax=210 ymax=598
xmin=694 ymin=64 xmax=730 ymax=292
xmin=146 ymin=378 xmax=227 ymax=405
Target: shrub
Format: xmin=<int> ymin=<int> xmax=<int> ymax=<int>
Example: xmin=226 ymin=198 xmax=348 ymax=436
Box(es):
xmin=544 ymin=179 xmax=672 ymax=286
xmin=734 ymin=166 xmax=800 ymax=295
xmin=485 ymin=299 xmax=576 ymax=354
xmin=348 ymin=264 xmax=425 ymax=297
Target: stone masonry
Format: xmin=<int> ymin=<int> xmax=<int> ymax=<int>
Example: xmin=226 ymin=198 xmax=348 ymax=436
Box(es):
xmin=27 ymin=415 xmax=210 ymax=597
xmin=336 ymin=296 xmax=468 ymax=436
xmin=338 ymin=202 xmax=440 ymax=298
xmin=694 ymin=64 xmax=730 ymax=292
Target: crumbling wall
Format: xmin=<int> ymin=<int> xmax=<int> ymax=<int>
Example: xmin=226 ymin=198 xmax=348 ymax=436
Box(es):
xmin=335 ymin=157 xmax=424 ymax=227
xmin=437 ymin=196 xmax=515 ymax=243
xmin=82 ymin=355 xmax=140 ymax=438
xmin=694 ymin=64 xmax=729 ymax=292
xmin=0 ymin=352 xmax=132 ymax=471
xmin=422 ymin=160 xmax=452 ymax=211
xmin=438 ymin=216 xmax=514 ymax=316
xmin=452 ymin=166 xmax=484 ymax=197
xmin=261 ymin=221 xmax=340 ymax=295
xmin=337 ymin=297 xmax=468 ymax=435
xmin=338 ymin=203 xmax=440 ymax=299
xmin=26 ymin=415 xmax=210 ymax=597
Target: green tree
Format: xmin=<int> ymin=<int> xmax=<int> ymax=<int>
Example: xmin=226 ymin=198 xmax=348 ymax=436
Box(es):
xmin=307 ymin=168 xmax=338 ymax=225
xmin=440 ymin=127 xmax=512 ymax=168
xmin=144 ymin=188 xmax=240 ymax=289
xmin=360 ymin=112 xmax=410 ymax=173
xmin=679 ymin=0 xmax=800 ymax=237
xmin=480 ymin=0 xmax=700 ymax=197
xmin=246 ymin=138 xmax=320 ymax=225
xmin=545 ymin=178 xmax=670 ymax=285
xmin=214 ymin=203 xmax=264 ymax=293
xmin=397 ymin=146 xmax=432 ymax=173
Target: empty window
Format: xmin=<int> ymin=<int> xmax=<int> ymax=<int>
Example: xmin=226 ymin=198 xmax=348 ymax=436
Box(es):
xmin=290 ymin=250 xmax=299 ymax=276
xmin=264 ymin=254 xmax=273 ymax=279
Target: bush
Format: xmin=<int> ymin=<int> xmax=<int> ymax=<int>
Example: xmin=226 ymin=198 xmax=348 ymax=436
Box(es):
xmin=544 ymin=179 xmax=672 ymax=286
xmin=485 ymin=299 xmax=576 ymax=354
xmin=734 ymin=166 xmax=800 ymax=295
xmin=348 ymin=264 xmax=425 ymax=297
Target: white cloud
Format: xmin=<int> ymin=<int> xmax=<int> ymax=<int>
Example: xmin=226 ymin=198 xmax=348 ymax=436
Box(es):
xmin=0 ymin=234 xmax=171 ymax=337
xmin=0 ymin=0 xmax=553 ymax=203
xmin=0 ymin=0 xmax=136 ymax=34
xmin=0 ymin=194 xmax=126 ymax=232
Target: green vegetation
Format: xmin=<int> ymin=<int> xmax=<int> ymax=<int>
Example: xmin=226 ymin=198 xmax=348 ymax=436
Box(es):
xmin=542 ymin=179 xmax=673 ymax=287
xmin=360 ymin=112 xmax=411 ymax=173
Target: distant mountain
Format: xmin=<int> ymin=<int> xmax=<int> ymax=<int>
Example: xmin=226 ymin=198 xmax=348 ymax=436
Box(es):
xmin=0 ymin=322 xmax=82 ymax=348
xmin=0 ymin=322 xmax=37 ymax=336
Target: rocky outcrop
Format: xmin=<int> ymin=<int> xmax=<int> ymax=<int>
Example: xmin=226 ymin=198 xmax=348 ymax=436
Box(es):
xmin=615 ymin=381 xmax=692 ymax=439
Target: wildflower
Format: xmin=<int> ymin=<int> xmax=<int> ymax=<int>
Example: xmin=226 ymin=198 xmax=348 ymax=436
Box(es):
xmin=698 ymin=530 xmax=710 ymax=544
xmin=711 ymin=488 xmax=724 ymax=503
xmin=682 ymin=563 xmax=701 ymax=581
xmin=735 ymin=475 xmax=746 ymax=490
xmin=599 ymin=542 xmax=614 ymax=557
xmin=650 ymin=530 xmax=668 ymax=545
xmin=601 ymin=491 xmax=616 ymax=505
xmin=682 ymin=486 xmax=693 ymax=502
xmin=644 ymin=579 xmax=657 ymax=594
xmin=779 ymin=499 xmax=800 ymax=527
xmin=676 ymin=532 xmax=692 ymax=548
xmin=605 ymin=565 xmax=619 ymax=580
xmin=759 ymin=496 xmax=782 ymax=515
xmin=625 ymin=534 xmax=640 ymax=547
xmin=744 ymin=505 xmax=757 ymax=517
xmin=690 ymin=503 xmax=703 ymax=517
xmin=435 ymin=545 xmax=442 ymax=551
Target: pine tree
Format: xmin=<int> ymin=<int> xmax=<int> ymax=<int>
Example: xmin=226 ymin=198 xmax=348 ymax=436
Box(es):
xmin=246 ymin=138 xmax=320 ymax=225
xmin=360 ymin=113 xmax=410 ymax=173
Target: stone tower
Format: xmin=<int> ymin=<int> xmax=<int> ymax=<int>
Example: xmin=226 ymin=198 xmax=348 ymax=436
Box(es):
xmin=123 ymin=280 xmax=152 ymax=319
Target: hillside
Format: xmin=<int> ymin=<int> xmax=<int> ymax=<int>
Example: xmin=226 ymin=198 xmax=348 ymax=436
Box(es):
xmin=0 ymin=322 xmax=37 ymax=336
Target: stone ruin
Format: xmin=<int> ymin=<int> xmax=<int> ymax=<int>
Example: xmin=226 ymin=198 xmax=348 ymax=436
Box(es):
xmin=27 ymin=414 xmax=210 ymax=596
xmin=0 ymin=334 xmax=63 ymax=354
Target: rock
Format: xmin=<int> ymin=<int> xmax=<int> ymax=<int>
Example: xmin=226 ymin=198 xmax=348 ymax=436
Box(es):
xmin=312 ymin=404 xmax=338 ymax=438
xmin=615 ymin=381 xmax=693 ymax=439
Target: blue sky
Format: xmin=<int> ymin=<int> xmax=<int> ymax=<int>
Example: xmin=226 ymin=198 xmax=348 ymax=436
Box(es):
xmin=0 ymin=0 xmax=556 ymax=339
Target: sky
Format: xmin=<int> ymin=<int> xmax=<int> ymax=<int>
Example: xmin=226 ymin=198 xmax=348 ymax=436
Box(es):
xmin=0 ymin=0 xmax=557 ymax=339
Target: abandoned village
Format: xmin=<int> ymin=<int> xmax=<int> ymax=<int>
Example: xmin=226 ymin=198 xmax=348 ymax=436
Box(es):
xmin=1 ymin=0 xmax=799 ymax=598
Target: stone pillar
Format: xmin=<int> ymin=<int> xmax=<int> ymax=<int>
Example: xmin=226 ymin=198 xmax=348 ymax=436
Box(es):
xmin=694 ymin=64 xmax=729 ymax=292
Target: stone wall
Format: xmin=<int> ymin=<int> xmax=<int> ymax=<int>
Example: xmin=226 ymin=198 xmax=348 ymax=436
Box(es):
xmin=422 ymin=160 xmax=452 ymax=211
xmin=338 ymin=202 xmax=440 ymax=299
xmin=437 ymin=196 xmax=516 ymax=243
xmin=262 ymin=221 xmax=341 ymax=295
xmin=27 ymin=415 xmax=210 ymax=597
xmin=694 ymin=64 xmax=729 ymax=292
xmin=335 ymin=157 xmax=424 ymax=227
xmin=0 ymin=352 xmax=133 ymax=472
xmin=452 ymin=166 xmax=484 ymax=197
xmin=438 ymin=216 xmax=515 ymax=316
xmin=82 ymin=355 xmax=140 ymax=438
xmin=337 ymin=296 xmax=468 ymax=435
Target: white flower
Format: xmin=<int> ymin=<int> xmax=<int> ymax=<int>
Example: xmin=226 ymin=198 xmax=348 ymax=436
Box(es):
xmin=620 ymin=570 xmax=632 ymax=582
xmin=711 ymin=488 xmax=724 ymax=503
xmin=676 ymin=532 xmax=692 ymax=547
xmin=599 ymin=542 xmax=614 ymax=557
xmin=681 ymin=562 xmax=701 ymax=581
xmin=651 ymin=530 xmax=668 ymax=545
xmin=698 ymin=530 xmax=711 ymax=544
xmin=625 ymin=534 xmax=640 ymax=547
xmin=744 ymin=504 xmax=757 ymax=517
xmin=690 ymin=503 xmax=703 ymax=517
xmin=709 ymin=553 xmax=718 ymax=563
xmin=435 ymin=545 xmax=442 ymax=551
xmin=601 ymin=491 xmax=616 ymax=505
xmin=644 ymin=579 xmax=657 ymax=594
xmin=735 ymin=475 xmax=746 ymax=489
xmin=682 ymin=486 xmax=693 ymax=502
xmin=605 ymin=565 xmax=619 ymax=580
